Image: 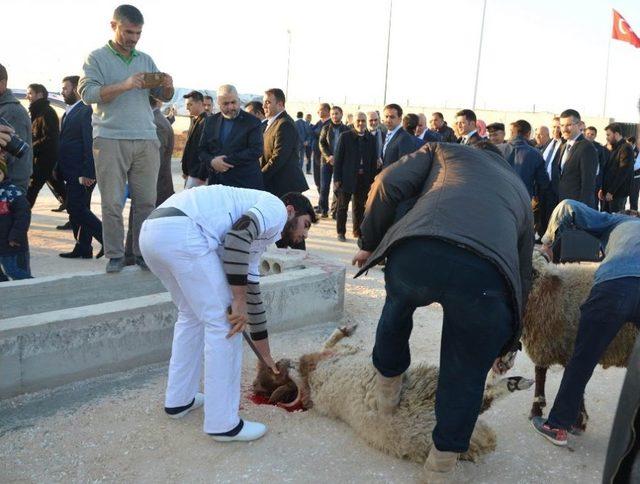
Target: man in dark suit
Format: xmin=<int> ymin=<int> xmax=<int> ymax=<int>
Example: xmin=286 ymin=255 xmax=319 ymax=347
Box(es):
xmin=261 ymin=88 xmax=308 ymax=198
xmin=57 ymin=75 xmax=103 ymax=259
xmin=381 ymin=104 xmax=415 ymax=167
xmin=367 ymin=111 xmax=385 ymax=170
xmin=550 ymin=109 xmax=598 ymax=209
xmin=245 ymin=100 xmax=266 ymax=130
xmin=430 ymin=112 xmax=457 ymax=143
xmin=584 ymin=125 xmax=610 ymax=210
xmin=198 ymin=84 xmax=264 ymax=190
xmin=311 ymin=103 xmax=331 ymax=201
xmin=294 ymin=111 xmax=310 ymax=171
xmin=319 ymin=106 xmax=350 ymax=217
xmin=600 ymin=123 xmax=634 ymax=213
xmin=455 ymin=109 xmax=483 ymax=146
xmin=333 ymin=112 xmax=378 ymax=241
xmin=181 ymin=90 xmax=207 ymax=188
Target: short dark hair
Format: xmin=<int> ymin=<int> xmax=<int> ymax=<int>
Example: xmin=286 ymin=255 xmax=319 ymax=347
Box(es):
xmin=585 ymin=126 xmax=597 ymax=134
xmin=183 ymin=90 xmax=204 ymax=102
xmin=331 ymin=105 xmax=343 ymax=115
xmin=280 ymin=192 xmax=318 ymax=224
xmin=0 ymin=64 xmax=8 ymax=82
xmin=204 ymin=95 xmax=213 ymax=102
xmin=245 ymin=101 xmax=264 ymax=116
xmin=432 ymin=112 xmax=444 ymax=120
xmin=605 ymin=123 xmax=623 ymax=135
xmin=402 ymin=114 xmax=419 ymax=135
xmin=319 ymin=103 xmax=331 ymax=113
xmin=560 ymin=109 xmax=581 ymax=121
xmin=510 ymin=120 xmax=531 ymax=136
xmin=486 ymin=122 xmax=505 ymax=133
xmin=455 ymin=109 xmax=476 ymax=123
xmin=384 ymin=103 xmax=403 ymax=118
xmin=62 ymin=75 xmax=80 ymax=88
xmin=296 ymin=111 xmax=303 ymax=118
xmin=27 ymin=83 xmax=48 ymax=99
xmin=113 ymin=4 xmax=144 ymax=25
xmin=476 ymin=140 xmax=504 ymax=157
xmin=265 ymin=88 xmax=286 ymax=105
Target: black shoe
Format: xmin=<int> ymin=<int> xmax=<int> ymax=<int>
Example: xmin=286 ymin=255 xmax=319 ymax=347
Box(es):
xmin=136 ymin=256 xmax=150 ymax=271
xmin=96 ymin=247 xmax=104 ymax=259
xmin=56 ymin=221 xmax=73 ymax=230
xmin=106 ymin=257 xmax=125 ymax=273
xmin=337 ymin=234 xmax=346 ymax=242
xmin=314 ymin=206 xmax=322 ymax=214
xmin=331 ymin=213 xmax=337 ymax=220
xmin=321 ymin=212 xmax=329 ymax=219
xmin=59 ymin=247 xmax=92 ymax=259
xmin=51 ymin=203 xmax=66 ymax=212
xmin=306 ymin=170 xmax=311 ymax=175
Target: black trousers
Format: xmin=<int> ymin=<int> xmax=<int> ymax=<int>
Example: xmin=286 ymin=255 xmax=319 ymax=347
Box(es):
xmin=602 ymin=196 xmax=627 ymax=214
xmin=312 ymin=148 xmax=321 ymax=196
xmin=65 ymin=180 xmax=103 ymax=254
xmin=27 ymin=160 xmax=66 ymax=207
xmin=629 ymin=176 xmax=640 ymax=211
xmin=547 ymin=277 xmax=640 ymax=430
xmin=336 ymin=175 xmax=368 ymax=236
xmin=305 ymin=145 xmax=313 ymax=173
xmin=372 ymin=237 xmax=514 ymax=452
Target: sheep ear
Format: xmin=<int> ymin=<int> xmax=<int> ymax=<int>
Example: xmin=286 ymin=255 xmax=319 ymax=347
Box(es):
xmin=268 ymin=384 xmax=298 ymax=404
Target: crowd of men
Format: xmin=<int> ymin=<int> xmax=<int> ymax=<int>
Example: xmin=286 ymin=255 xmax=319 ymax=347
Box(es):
xmin=1 ymin=3 xmax=640 ymax=481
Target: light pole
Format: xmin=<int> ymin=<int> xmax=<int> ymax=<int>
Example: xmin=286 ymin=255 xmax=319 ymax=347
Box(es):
xmin=472 ymin=0 xmax=488 ymax=110
xmin=285 ymin=29 xmax=292 ymax=98
xmin=383 ymin=0 xmax=393 ymax=106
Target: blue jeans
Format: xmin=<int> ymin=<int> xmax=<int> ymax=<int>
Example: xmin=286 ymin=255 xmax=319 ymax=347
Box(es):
xmin=547 ymin=277 xmax=640 ymax=430
xmin=0 ymin=251 xmax=33 ymax=280
xmin=319 ymin=162 xmax=333 ymax=214
xmin=373 ymin=238 xmax=514 ymax=453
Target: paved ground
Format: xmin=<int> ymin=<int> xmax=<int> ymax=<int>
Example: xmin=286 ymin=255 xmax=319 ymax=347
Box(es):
xmin=0 ymin=163 xmax=626 ymax=483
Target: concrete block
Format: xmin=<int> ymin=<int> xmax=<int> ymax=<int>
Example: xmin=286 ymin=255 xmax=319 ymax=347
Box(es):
xmin=0 ymin=253 xmax=345 ymax=399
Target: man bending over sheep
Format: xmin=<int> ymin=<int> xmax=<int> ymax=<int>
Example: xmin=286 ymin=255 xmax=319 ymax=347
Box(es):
xmin=532 ymin=200 xmax=640 ymax=447
xmin=139 ymin=187 xmax=316 ymax=442
xmin=352 ymin=142 xmax=534 ymax=481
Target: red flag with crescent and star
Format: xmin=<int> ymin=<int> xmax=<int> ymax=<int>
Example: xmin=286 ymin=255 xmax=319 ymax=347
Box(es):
xmin=612 ymin=9 xmax=640 ymax=48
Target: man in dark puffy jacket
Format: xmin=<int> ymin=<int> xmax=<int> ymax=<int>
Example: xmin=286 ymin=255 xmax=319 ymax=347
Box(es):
xmin=600 ymin=122 xmax=634 ymax=213
xmin=25 ymin=83 xmax=66 ymax=208
xmin=352 ymin=142 xmax=533 ymax=482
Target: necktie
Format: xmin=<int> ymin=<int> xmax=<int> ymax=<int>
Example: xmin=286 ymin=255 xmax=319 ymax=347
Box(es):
xmin=383 ymin=131 xmax=393 ymax=156
xmin=560 ymin=143 xmax=572 ymax=173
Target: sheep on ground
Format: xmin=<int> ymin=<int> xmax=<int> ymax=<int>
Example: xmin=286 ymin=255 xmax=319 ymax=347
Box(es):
xmin=253 ymin=325 xmax=533 ymax=463
xmin=521 ymin=251 xmax=638 ymax=431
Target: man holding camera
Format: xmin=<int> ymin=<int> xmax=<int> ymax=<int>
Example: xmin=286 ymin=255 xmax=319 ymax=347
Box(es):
xmin=79 ymin=4 xmax=174 ymax=273
xmin=0 ymin=64 xmax=33 ymax=193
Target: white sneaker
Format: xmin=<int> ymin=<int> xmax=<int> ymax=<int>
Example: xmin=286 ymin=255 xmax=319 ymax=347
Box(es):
xmin=167 ymin=393 xmax=204 ymax=419
xmin=211 ymin=421 xmax=267 ymax=442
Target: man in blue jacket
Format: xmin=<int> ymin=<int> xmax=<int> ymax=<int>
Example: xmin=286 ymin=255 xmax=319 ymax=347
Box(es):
xmin=533 ymin=200 xmax=640 ymax=447
xmin=58 ymin=76 xmax=103 ymax=259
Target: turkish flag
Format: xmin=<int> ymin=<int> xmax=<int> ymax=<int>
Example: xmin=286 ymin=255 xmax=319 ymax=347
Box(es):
xmin=612 ymin=9 xmax=640 ymax=48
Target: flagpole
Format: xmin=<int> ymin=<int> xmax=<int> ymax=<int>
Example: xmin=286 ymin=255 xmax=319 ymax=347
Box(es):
xmin=602 ymin=35 xmax=612 ymax=118
xmin=472 ymin=0 xmax=488 ymax=110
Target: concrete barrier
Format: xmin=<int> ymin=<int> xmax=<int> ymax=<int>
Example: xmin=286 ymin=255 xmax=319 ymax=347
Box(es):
xmin=0 ymin=253 xmax=344 ymax=399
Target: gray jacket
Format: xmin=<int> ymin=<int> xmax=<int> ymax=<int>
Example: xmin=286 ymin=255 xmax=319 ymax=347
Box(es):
xmin=356 ymin=143 xmax=534 ymax=352
xmin=0 ymin=89 xmax=33 ymax=191
xmin=153 ymin=108 xmax=174 ymax=206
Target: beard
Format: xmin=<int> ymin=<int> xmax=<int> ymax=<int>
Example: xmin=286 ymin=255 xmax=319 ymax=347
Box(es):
xmin=64 ymin=93 xmax=79 ymax=105
xmin=278 ymin=218 xmax=299 ymax=247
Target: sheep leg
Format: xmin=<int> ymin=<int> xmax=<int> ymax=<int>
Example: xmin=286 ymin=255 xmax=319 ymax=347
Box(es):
xmin=321 ymin=324 xmax=358 ymax=350
xmin=529 ymin=366 xmax=548 ymax=419
xmin=574 ymin=398 xmax=589 ymax=433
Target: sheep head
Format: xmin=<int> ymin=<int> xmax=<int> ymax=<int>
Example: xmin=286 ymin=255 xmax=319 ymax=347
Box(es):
xmin=480 ymin=375 xmax=534 ymax=413
xmin=252 ymin=359 xmax=299 ymax=404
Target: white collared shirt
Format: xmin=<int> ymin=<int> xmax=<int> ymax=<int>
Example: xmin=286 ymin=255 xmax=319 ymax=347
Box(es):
xmin=65 ymin=100 xmax=82 ymax=115
xmin=543 ymin=138 xmax=562 ymax=177
xmin=561 ymin=135 xmax=580 ymax=170
xmin=461 ymin=130 xmax=477 ymax=144
xmin=382 ymin=125 xmax=402 ymax=155
xmin=265 ymin=110 xmax=285 ymax=132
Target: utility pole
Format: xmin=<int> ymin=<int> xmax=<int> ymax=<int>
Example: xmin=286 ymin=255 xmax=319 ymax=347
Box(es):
xmin=285 ymin=29 xmax=292 ymax=98
xmin=383 ymin=0 xmax=393 ymax=106
xmin=472 ymin=0 xmax=488 ymax=110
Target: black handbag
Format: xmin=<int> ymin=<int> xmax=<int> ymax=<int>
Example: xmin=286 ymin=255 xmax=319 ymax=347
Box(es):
xmin=552 ymin=226 xmax=603 ymax=263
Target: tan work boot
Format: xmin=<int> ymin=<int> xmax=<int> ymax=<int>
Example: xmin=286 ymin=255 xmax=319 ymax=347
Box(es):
xmin=422 ymin=446 xmax=459 ymax=483
xmin=376 ymin=372 xmax=403 ymax=415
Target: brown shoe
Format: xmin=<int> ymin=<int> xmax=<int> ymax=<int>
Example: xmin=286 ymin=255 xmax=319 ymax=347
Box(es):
xmin=376 ymin=371 xmax=403 ymax=415
xmin=422 ymin=446 xmax=458 ymax=483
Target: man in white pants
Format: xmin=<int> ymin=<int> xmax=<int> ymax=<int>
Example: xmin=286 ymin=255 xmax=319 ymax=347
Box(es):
xmin=140 ymin=186 xmax=316 ymax=441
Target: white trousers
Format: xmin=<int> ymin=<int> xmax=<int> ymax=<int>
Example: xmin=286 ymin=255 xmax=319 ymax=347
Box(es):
xmin=139 ymin=216 xmax=242 ymax=434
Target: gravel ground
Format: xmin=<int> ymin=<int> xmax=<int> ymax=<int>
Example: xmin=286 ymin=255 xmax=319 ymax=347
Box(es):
xmin=0 ymin=166 xmax=626 ymax=483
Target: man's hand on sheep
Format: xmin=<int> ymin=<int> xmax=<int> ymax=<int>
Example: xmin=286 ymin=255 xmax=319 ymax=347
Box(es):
xmin=352 ymin=250 xmax=372 ymax=268
xmin=227 ymin=297 xmax=248 ymax=338
xmin=252 ymin=338 xmax=280 ymax=374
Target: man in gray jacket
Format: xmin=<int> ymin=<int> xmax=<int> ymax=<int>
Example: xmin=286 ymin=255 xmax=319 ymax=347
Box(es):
xmin=352 ymin=142 xmax=534 ymax=482
xmin=0 ymin=64 xmax=33 ymax=192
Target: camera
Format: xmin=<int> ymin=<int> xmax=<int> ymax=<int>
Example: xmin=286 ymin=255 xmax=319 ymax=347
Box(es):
xmin=0 ymin=117 xmax=29 ymax=158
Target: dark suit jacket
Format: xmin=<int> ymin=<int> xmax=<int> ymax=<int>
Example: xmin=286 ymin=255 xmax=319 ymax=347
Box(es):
xmin=58 ymin=103 xmax=95 ymax=181
xmin=382 ymin=127 xmax=415 ymax=167
xmin=551 ymin=134 xmax=598 ymax=208
xmin=457 ymin=131 xmax=483 ymax=147
xmin=198 ymin=110 xmax=264 ymax=190
xmin=181 ymin=112 xmax=207 ymax=179
xmin=333 ymin=130 xmax=378 ymax=194
xmin=603 ymin=139 xmax=635 ymax=199
xmin=319 ymin=122 xmax=350 ymax=163
xmin=260 ymin=111 xmax=309 ymax=197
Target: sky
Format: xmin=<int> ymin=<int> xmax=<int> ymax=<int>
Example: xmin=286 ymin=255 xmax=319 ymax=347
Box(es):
xmin=3 ymin=0 xmax=640 ymax=121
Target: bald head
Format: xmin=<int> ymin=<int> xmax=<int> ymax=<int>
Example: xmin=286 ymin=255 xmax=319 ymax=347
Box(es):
xmin=535 ymin=126 xmax=550 ymax=147
xmin=217 ymin=84 xmax=240 ymax=119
